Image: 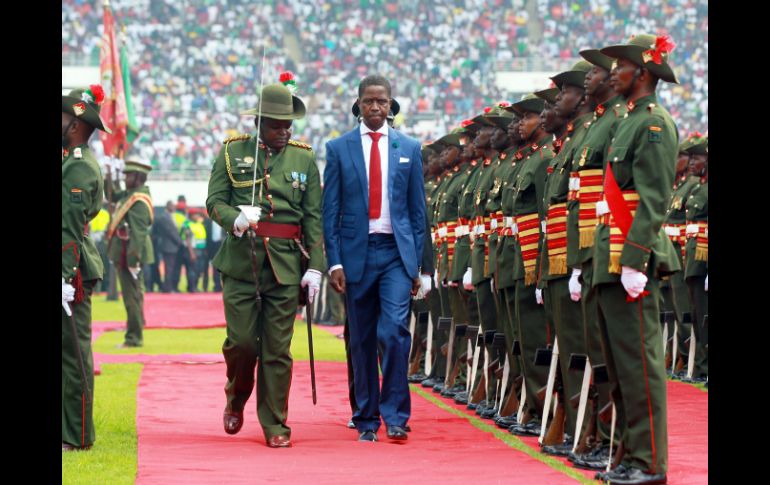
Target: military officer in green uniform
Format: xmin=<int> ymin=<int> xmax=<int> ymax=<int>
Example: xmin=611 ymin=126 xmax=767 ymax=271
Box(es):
xmin=62 ymin=84 xmax=111 ymax=451
xmin=206 ymin=80 xmax=325 ymax=448
xmin=503 ymin=94 xmax=555 ymax=436
xmin=535 ymin=61 xmax=596 ymax=455
xmin=661 ymin=135 xmax=701 ymax=374
xmin=592 ymin=35 xmax=681 ymax=484
xmin=564 ymin=47 xmax=627 ymax=471
xmin=682 ymin=134 xmax=708 ymax=383
xmin=106 ymin=160 xmax=155 ymax=348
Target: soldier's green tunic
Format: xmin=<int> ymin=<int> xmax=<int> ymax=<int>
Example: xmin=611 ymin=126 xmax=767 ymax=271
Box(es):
xmin=537 ymin=114 xmax=593 ymax=435
xmin=591 ymin=94 xmax=680 ymax=475
xmin=107 ymin=185 xmax=154 ymax=346
xmin=565 ymin=96 xmax=626 ymax=446
xmin=503 ymin=138 xmax=554 ymax=419
xmin=62 ymin=145 xmax=104 ymax=448
xmin=206 ymin=135 xmax=324 ymax=440
xmin=683 ymin=179 xmax=708 ymax=378
xmin=661 ymin=174 xmax=699 ymax=365
xmin=427 ymin=172 xmax=453 ymax=380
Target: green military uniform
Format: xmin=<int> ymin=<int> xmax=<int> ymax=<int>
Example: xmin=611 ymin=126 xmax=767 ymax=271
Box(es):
xmin=592 ymin=35 xmax=682 ymax=477
xmin=683 ymin=136 xmax=708 ymax=379
xmin=62 ymin=86 xmax=110 ymax=449
xmin=566 ymin=49 xmax=628 ymax=456
xmin=504 ymin=94 xmax=555 ymax=427
xmin=537 ymin=67 xmax=595 ymax=444
xmin=206 ymin=83 xmax=324 ymax=442
xmin=661 ymin=141 xmax=700 ymax=371
xmin=107 ymin=161 xmax=155 ymax=347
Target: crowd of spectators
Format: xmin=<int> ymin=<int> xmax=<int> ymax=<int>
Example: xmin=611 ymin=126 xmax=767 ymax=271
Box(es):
xmin=62 ymin=0 xmax=707 ymax=174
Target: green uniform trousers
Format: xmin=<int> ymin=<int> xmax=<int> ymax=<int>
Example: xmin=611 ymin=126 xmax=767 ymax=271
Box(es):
xmin=62 ymin=279 xmax=96 ymax=448
xmin=474 ymin=279 xmax=498 ymax=399
xmin=595 ymin=280 xmax=668 ymax=475
xmin=447 ymin=285 xmax=473 ymax=386
xmin=118 ymin=266 xmax=146 ymax=346
xmin=221 ymin=262 xmax=299 ymax=440
xmin=547 ymin=278 xmax=586 ymax=437
xmin=686 ymin=275 xmax=708 ymax=377
xmin=511 ymin=281 xmax=551 ymax=418
xmin=580 ymin=262 xmax=612 ymax=443
xmin=660 ymin=271 xmax=691 ymax=365
xmin=497 ymin=286 xmax=523 ymax=412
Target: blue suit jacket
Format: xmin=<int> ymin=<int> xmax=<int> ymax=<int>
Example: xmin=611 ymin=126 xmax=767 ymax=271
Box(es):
xmin=323 ymin=126 xmax=426 ymax=284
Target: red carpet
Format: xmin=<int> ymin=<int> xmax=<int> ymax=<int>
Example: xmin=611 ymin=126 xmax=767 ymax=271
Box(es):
xmin=136 ymin=361 xmax=580 ymax=484
xmin=95 ymin=293 xmax=226 ymax=330
xmin=446 ymin=381 xmax=708 ymax=484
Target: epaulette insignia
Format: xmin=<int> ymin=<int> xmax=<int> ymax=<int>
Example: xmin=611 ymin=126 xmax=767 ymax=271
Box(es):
xmin=288 ymin=139 xmax=313 ymax=151
xmin=223 ymin=134 xmax=251 ymax=144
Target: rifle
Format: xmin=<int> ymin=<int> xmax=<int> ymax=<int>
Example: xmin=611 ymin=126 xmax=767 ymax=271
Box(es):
xmin=467 ymin=327 xmax=483 ymax=395
xmin=445 ymin=324 xmax=468 ymax=389
xmin=425 ymin=312 xmax=434 ymax=376
xmin=463 ymin=325 xmax=479 ymax=394
xmin=537 ymin=338 xmax=560 ymax=445
xmin=442 ymin=317 xmax=457 ymax=388
xmin=570 ymin=354 xmax=592 ymax=454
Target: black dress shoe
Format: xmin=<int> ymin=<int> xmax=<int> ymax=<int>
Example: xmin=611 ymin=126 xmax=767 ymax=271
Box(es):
xmin=358 ymin=430 xmax=378 ymax=442
xmin=510 ymin=420 xmax=541 ymax=436
xmin=347 ymin=419 xmax=356 ymax=429
xmin=573 ymin=445 xmax=611 ymax=470
xmin=496 ymin=415 xmax=518 ymax=429
xmin=266 ymin=435 xmax=291 ymax=448
xmin=453 ymin=391 xmax=469 ymax=404
xmin=466 ymin=401 xmax=478 ymax=410
xmin=408 ymin=372 xmax=428 ymax=383
xmin=404 ymin=424 xmax=411 ymax=432
xmin=223 ymin=409 xmax=244 ymax=435
xmin=62 ymin=442 xmax=91 ymax=451
xmin=480 ymin=406 xmax=498 ymax=420
xmin=386 ymin=425 xmax=408 ymax=441
xmin=596 ymin=464 xmax=627 ymax=481
xmin=432 ymin=383 xmax=445 ymax=393
xmin=541 ymin=439 xmax=574 ymax=456
xmin=421 ymin=377 xmax=438 ymax=388
xmin=604 ymin=466 xmax=666 ymax=484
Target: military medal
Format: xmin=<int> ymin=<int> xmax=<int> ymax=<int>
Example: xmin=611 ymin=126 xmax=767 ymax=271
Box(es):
xmin=244 ymin=156 xmax=254 ymax=164
xmin=299 ymin=172 xmax=307 ymax=191
xmin=74 ymin=147 xmax=83 ymax=159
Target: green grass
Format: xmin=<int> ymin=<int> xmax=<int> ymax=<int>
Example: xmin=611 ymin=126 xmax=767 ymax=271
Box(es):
xmin=62 ymin=363 xmax=142 ymax=485
xmin=413 ymin=386 xmax=598 ymax=485
xmin=91 ymin=296 xmax=128 ymax=322
xmin=94 ymin=322 xmax=347 ymax=362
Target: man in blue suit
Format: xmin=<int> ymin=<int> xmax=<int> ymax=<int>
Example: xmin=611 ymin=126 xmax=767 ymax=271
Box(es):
xmin=323 ymin=75 xmax=426 ymax=442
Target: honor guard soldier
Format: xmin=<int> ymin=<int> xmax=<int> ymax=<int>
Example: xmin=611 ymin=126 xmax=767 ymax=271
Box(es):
xmin=593 ymin=35 xmax=682 ymax=484
xmin=106 ymin=160 xmax=155 ymax=348
xmin=62 ymin=84 xmax=111 ymax=451
xmin=206 ymin=77 xmax=325 ymax=448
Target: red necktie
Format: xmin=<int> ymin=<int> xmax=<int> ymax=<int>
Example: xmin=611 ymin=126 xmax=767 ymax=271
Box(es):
xmin=368 ymin=132 xmax=382 ymax=219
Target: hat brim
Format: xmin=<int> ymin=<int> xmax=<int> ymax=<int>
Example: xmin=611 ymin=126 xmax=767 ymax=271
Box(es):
xmin=484 ymin=115 xmax=514 ymax=129
xmin=580 ymin=49 xmax=614 ymax=72
xmin=534 ymin=88 xmax=559 ymax=105
xmin=240 ymin=95 xmax=306 ymax=119
xmin=599 ymin=45 xmax=678 ymax=84
xmin=512 ymin=98 xmax=545 ymax=115
xmin=685 ymin=141 xmax=708 ymax=155
xmin=551 ymin=71 xmax=587 ymax=90
xmin=62 ymin=95 xmax=113 ymax=133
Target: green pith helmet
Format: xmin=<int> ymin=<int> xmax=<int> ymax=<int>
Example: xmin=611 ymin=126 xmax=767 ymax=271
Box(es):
xmin=241 ymin=83 xmax=306 ymax=119
xmin=436 ymin=127 xmax=468 ymax=148
xmin=534 ymin=87 xmax=560 ymax=105
xmin=580 ymin=48 xmax=615 ymax=72
xmin=600 ymin=34 xmax=679 ymax=84
xmin=123 ymin=160 xmax=153 ymax=174
xmin=684 ymin=133 xmax=708 ymax=155
xmin=484 ymin=105 xmax=516 ymax=129
xmin=511 ymin=93 xmax=545 ymax=116
xmin=62 ymin=85 xmax=112 ymax=133
xmin=551 ymin=60 xmax=593 ymax=90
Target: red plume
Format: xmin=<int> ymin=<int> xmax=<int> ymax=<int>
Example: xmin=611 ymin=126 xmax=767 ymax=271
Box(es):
xmin=645 ymin=35 xmax=676 ymax=65
xmin=483 ymin=106 xmax=492 ymax=113
xmin=279 ymin=71 xmax=295 ymax=83
xmin=460 ymin=119 xmax=473 ymax=128
xmin=89 ymin=84 xmax=105 ymax=105
xmin=498 ymin=101 xmax=511 ymax=108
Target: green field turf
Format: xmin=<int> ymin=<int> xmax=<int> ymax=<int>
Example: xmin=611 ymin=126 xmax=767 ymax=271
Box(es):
xmin=62 ymin=363 xmax=142 ymax=485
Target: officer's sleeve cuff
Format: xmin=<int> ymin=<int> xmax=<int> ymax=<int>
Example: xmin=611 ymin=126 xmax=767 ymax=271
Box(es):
xmin=620 ymin=240 xmax=652 ymax=272
xmin=328 ymin=264 xmax=343 ymax=276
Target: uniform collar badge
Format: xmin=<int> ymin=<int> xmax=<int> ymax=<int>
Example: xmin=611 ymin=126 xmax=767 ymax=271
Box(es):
xmin=73 ymin=102 xmax=86 ymax=117
xmin=74 ymin=147 xmax=83 ymax=159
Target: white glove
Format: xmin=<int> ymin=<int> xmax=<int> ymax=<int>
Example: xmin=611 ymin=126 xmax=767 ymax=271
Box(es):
xmin=433 ymin=269 xmax=439 ymax=289
xmin=233 ymin=205 xmax=262 ymax=237
xmin=301 ymin=269 xmax=322 ymax=304
xmin=419 ymin=274 xmax=432 ymax=295
xmin=620 ymin=266 xmax=648 ymax=299
xmin=128 ymin=266 xmax=141 ymax=280
xmin=490 ymin=277 xmax=495 ymax=294
xmin=535 ymin=288 xmax=544 ymax=305
xmin=62 ymin=278 xmax=74 ymax=316
xmin=569 ymin=268 xmax=582 ymax=302
xmin=463 ymin=268 xmax=473 ymax=290
xmin=704 ymin=274 xmax=708 ymax=292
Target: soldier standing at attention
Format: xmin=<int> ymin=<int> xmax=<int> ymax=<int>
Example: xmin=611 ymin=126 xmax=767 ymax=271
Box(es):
xmin=206 ymin=77 xmax=324 ymax=448
xmin=593 ymin=35 xmax=681 ymax=485
xmin=106 ymin=159 xmax=155 ymax=348
xmin=62 ymin=84 xmax=111 ymax=451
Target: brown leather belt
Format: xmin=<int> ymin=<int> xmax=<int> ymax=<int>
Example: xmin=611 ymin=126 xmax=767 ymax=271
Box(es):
xmin=250 ymin=221 xmax=301 ymax=239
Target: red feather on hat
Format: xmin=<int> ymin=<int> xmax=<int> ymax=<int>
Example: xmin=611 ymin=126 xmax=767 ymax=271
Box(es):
xmin=279 ymin=71 xmax=295 ymax=83
xmin=89 ymin=84 xmax=105 ymax=105
xmin=483 ymin=106 xmax=492 ymax=113
xmin=645 ymin=35 xmax=676 ymax=65
xmin=460 ymin=119 xmax=473 ymax=127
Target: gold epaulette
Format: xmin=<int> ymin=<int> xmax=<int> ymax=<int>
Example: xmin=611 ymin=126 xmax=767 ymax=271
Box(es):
xmin=222 ymin=134 xmax=251 ymax=144
xmin=288 ymin=139 xmax=313 ymax=151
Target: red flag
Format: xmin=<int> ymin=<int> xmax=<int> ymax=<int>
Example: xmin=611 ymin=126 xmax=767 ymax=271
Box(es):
xmin=99 ymin=2 xmax=128 ymax=157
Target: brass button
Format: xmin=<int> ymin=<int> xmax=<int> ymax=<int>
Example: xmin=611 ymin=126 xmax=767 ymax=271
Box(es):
xmin=264 ymin=237 xmax=270 ymax=242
